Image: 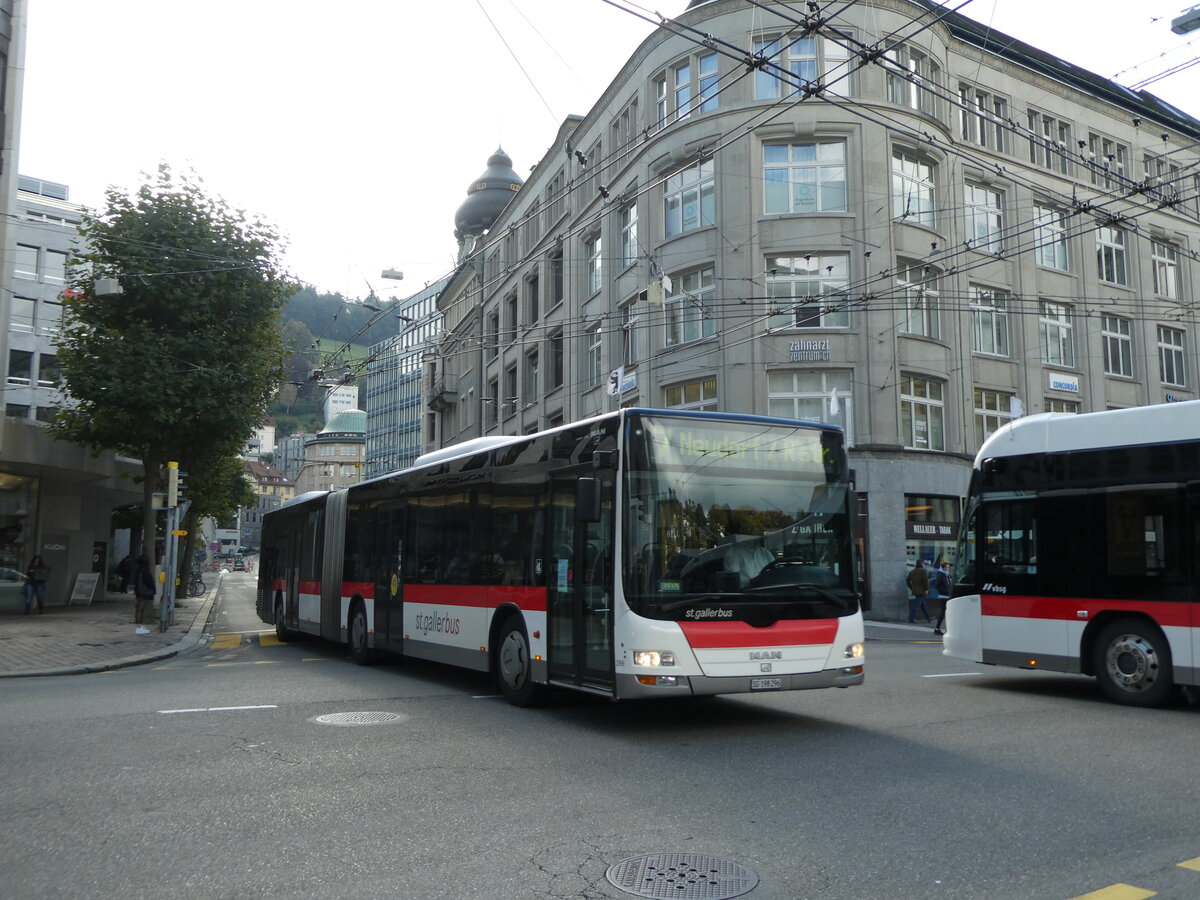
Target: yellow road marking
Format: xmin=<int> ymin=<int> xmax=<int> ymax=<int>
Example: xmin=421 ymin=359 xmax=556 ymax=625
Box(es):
xmin=253 ymin=660 xmax=281 ymax=664
xmin=258 ymin=634 xmax=282 ymax=646
xmin=1178 ymin=857 xmax=1200 ymax=872
xmin=210 ymin=633 xmax=241 ymax=650
xmin=1068 ymin=884 xmax=1157 ymax=900
xmin=301 ymin=657 xmax=329 ymax=662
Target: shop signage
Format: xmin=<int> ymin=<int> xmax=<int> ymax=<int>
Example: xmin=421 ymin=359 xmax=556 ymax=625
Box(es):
xmin=906 ymin=521 xmax=956 ymax=540
xmin=789 ymin=339 xmax=831 ymax=362
xmin=1047 ymin=371 xmax=1079 ymax=393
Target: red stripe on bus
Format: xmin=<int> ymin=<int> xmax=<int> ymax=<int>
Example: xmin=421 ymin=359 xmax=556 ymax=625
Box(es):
xmin=342 ymin=581 xmax=374 ymax=599
xmin=679 ymin=619 xmax=840 ymax=648
xmin=404 ymin=583 xmax=548 ymax=612
xmin=299 ymin=580 xmax=321 ymax=594
xmin=980 ymin=595 xmax=1193 ymax=628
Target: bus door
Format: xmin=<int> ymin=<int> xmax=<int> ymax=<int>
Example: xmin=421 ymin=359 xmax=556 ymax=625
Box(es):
xmin=547 ymin=471 xmax=614 ymax=691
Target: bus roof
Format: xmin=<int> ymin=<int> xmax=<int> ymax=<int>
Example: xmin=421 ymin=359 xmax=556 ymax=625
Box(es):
xmin=975 ymin=400 xmax=1200 ymax=465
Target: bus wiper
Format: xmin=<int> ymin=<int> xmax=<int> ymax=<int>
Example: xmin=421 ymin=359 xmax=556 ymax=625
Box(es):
xmin=744 ymin=582 xmax=845 ymax=602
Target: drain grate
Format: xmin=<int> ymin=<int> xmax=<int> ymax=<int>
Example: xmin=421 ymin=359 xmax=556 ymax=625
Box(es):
xmin=606 ymin=853 xmax=758 ymax=900
xmin=310 ymin=711 xmax=407 ymax=727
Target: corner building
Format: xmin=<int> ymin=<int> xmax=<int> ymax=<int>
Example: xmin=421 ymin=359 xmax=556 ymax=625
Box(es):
xmin=428 ymin=0 xmax=1200 ymax=617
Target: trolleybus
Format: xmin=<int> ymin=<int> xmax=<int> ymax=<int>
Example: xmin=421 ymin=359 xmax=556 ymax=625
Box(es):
xmin=257 ymin=408 xmax=865 ymax=705
xmin=943 ymin=400 xmax=1200 ymax=706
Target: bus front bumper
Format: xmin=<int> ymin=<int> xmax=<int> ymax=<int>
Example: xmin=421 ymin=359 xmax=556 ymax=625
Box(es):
xmin=615 ymin=665 xmax=864 ymax=700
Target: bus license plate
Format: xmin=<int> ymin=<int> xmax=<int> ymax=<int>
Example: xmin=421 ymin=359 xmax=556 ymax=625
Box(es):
xmin=751 ymin=677 xmax=782 ymax=691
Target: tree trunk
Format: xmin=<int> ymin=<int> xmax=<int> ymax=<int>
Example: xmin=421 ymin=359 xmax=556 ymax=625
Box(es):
xmin=141 ymin=451 xmax=161 ymax=564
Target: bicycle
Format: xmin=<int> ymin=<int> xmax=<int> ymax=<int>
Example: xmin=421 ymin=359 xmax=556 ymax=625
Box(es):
xmin=187 ymin=571 xmax=207 ymax=597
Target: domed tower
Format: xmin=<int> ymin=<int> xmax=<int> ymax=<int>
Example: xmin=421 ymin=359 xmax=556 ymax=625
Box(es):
xmin=454 ymin=147 xmax=523 ymax=260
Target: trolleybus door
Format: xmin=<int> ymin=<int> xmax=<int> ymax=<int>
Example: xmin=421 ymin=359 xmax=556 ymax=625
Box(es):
xmin=547 ymin=473 xmax=614 ymax=691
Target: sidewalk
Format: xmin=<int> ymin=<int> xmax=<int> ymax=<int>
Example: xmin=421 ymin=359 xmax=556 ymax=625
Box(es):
xmin=0 ymin=578 xmax=220 ymax=678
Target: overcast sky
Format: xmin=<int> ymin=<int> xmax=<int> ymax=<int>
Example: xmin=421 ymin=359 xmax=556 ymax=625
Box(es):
xmin=19 ymin=1 xmax=1200 ymax=302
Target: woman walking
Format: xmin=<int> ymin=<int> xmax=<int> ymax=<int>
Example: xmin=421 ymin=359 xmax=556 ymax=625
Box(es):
xmin=23 ymin=555 xmax=50 ymax=614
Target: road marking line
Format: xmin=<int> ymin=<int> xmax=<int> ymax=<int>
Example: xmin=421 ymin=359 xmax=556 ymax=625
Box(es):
xmin=1178 ymin=857 xmax=1200 ymax=871
xmin=301 ymin=658 xmax=329 ymax=662
xmin=253 ymin=660 xmax=281 ymax=664
xmin=258 ymin=634 xmax=283 ymax=646
xmin=1067 ymin=884 xmax=1157 ymax=900
xmin=158 ymin=704 xmax=278 ymax=715
xmin=210 ymin=633 xmax=241 ymax=650
xmin=922 ymin=672 xmax=985 ymax=678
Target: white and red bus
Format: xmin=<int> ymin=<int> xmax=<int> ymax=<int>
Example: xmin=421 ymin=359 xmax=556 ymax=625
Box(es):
xmin=257 ymin=408 xmax=864 ymax=705
xmin=943 ymin=400 xmax=1200 ymax=707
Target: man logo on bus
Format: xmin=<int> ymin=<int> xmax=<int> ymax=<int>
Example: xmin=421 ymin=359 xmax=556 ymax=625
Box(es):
xmin=749 ymin=650 xmax=782 ymax=660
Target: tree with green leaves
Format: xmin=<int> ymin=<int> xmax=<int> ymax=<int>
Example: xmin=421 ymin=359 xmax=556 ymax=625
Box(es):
xmin=52 ymin=165 xmax=294 ymax=565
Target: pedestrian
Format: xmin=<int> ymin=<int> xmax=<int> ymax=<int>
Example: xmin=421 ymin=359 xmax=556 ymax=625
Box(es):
xmin=905 ymin=558 xmax=931 ymax=624
xmin=116 ymin=554 xmax=132 ymax=593
xmin=22 ymin=554 xmax=50 ymax=615
xmin=132 ymin=554 xmax=156 ymax=634
xmin=931 ymin=560 xmax=952 ymax=636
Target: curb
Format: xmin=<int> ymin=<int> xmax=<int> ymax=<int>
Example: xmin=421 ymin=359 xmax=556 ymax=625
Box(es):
xmin=0 ymin=575 xmax=223 ymax=679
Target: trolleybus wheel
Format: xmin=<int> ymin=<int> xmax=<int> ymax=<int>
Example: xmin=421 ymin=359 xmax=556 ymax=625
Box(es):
xmin=496 ymin=616 xmax=547 ymax=707
xmin=274 ymin=594 xmax=296 ymax=642
xmin=348 ymin=603 xmax=374 ymax=665
xmin=1093 ymin=618 xmax=1174 ymax=708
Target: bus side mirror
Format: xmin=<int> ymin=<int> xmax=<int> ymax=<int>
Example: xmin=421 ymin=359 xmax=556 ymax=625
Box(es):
xmin=576 ymin=477 xmax=602 ymax=523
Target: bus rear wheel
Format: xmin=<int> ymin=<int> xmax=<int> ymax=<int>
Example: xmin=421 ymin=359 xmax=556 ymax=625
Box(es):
xmin=348 ymin=603 xmax=375 ymax=665
xmin=1093 ymin=619 xmax=1173 ymax=708
xmin=496 ymin=616 xmax=547 ymax=707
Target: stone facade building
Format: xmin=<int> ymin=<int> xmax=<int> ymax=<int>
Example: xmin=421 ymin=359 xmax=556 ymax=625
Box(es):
xmin=424 ymin=0 xmax=1200 ymax=616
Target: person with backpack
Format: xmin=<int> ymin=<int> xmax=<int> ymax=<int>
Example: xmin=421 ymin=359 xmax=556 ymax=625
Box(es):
xmin=906 ymin=558 xmax=931 ymax=624
xmin=932 ymin=560 xmax=952 ymax=636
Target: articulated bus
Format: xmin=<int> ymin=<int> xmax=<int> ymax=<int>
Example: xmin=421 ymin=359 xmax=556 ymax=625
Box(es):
xmin=944 ymin=400 xmax=1200 ymax=707
xmin=257 ymin=408 xmax=865 ymax=705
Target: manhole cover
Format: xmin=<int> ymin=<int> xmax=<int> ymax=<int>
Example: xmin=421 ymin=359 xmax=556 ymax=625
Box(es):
xmin=309 ymin=711 xmax=407 ymax=726
xmin=606 ymin=853 xmax=758 ymax=900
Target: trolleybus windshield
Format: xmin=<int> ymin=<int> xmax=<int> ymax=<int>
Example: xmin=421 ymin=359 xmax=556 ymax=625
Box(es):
xmin=623 ymin=416 xmax=857 ymax=622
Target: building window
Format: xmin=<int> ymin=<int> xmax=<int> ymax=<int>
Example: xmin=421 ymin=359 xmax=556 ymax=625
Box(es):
xmin=37 ymin=354 xmax=60 ymax=388
xmin=673 ymin=61 xmax=692 ymax=121
xmin=958 ymin=84 xmax=1008 ymax=152
xmin=486 ymin=309 xmax=500 ymax=360
xmin=892 ymin=149 xmax=935 ymax=226
xmin=7 ymin=349 xmax=32 ymax=385
xmin=970 ymin=286 xmax=1009 ymax=357
xmin=1158 ymin=326 xmax=1186 ymax=387
xmin=1102 ymin=315 xmax=1133 ymax=377
xmin=767 ymin=370 xmax=853 ymax=444
xmin=885 ymin=44 xmax=939 ymax=115
xmin=763 ymin=141 xmax=847 ymax=214
xmin=548 ymin=247 xmax=564 ymax=307
xmin=586 ymin=235 xmax=602 ymax=294
xmin=14 ymin=244 xmax=37 ymax=279
xmin=620 ymin=201 xmax=638 ymax=267
xmin=43 ymin=250 xmax=68 ymax=284
xmin=665 ymin=267 xmax=716 ymax=347
xmin=545 ymin=169 xmax=566 ymax=225
xmin=1039 ymin=301 xmax=1075 ymax=367
xmin=665 ymin=377 xmax=718 ymax=411
xmin=664 ymin=159 xmax=715 ymax=237
xmin=5 ymin=404 xmax=30 ymax=419
xmin=1027 ymin=110 xmax=1072 ymax=174
xmin=1144 ymin=153 xmax=1182 ymax=204
xmin=10 ymin=296 xmax=35 ymax=333
xmin=766 ymin=254 xmax=850 ymax=328
xmin=897 ymin=263 xmax=940 ymax=339
xmin=753 ymin=35 xmax=850 ymax=98
xmin=486 ymin=378 xmax=499 ymax=428
xmin=1087 ymin=134 xmax=1128 ymax=189
xmin=964 ymin=182 xmax=1003 ymax=250
xmin=586 ymin=324 xmax=603 ymax=386
xmin=1096 ymin=226 xmax=1128 ymax=285
xmin=1034 ymin=204 xmax=1069 ymax=270
xmin=524 ymin=349 xmax=539 ymax=402
xmin=1045 ymin=398 xmax=1079 ymax=414
xmin=974 ymin=388 xmax=1013 ymax=445
xmin=621 ymin=302 xmax=640 ymax=366
xmin=900 ymin=375 xmax=944 ymax=451
xmin=549 ymin=331 xmax=564 ymax=390
xmin=504 ymin=366 xmax=517 ymax=418
xmin=505 ymin=293 xmax=519 ymax=340
xmin=698 ymin=53 xmax=718 ymax=112
xmin=1152 ymin=241 xmax=1179 ymax=299
xmin=526 ymin=274 xmax=539 ymax=325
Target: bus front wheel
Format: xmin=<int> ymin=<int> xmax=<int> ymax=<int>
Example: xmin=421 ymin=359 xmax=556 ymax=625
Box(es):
xmin=496 ymin=616 xmax=547 ymax=707
xmin=1093 ymin=619 xmax=1174 ymax=707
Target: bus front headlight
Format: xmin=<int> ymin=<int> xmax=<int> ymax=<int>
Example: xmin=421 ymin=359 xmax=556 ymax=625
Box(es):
xmin=633 ymin=650 xmax=675 ymax=667
xmin=843 ymin=642 xmax=864 ymax=659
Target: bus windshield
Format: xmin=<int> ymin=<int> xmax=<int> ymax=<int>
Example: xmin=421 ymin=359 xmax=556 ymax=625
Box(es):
xmin=623 ymin=415 xmax=857 ymax=621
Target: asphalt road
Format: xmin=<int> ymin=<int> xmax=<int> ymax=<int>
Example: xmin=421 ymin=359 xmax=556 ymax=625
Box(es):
xmin=1 ymin=573 xmax=1197 ymax=900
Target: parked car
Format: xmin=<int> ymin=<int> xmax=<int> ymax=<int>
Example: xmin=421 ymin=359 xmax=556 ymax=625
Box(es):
xmin=233 ymin=557 xmax=246 ymax=571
